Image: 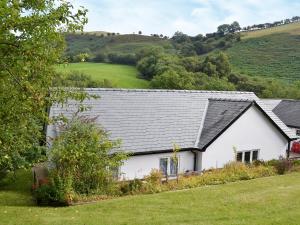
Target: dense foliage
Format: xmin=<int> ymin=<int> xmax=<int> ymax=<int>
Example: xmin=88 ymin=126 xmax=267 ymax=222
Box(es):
xmin=34 ymin=117 xmax=127 ymax=205
xmin=53 ymin=71 xmax=114 ymax=88
xmin=0 ymin=0 xmax=87 ymax=180
xmin=134 ymin=46 xmax=300 ymax=99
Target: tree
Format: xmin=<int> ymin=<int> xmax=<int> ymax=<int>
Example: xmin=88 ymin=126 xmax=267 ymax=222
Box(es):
xmin=50 ymin=116 xmax=128 ymax=195
xmin=215 ymin=52 xmax=231 ymax=78
xmin=150 ymin=69 xmax=195 ymax=89
xmin=138 ymin=31 xmax=142 ymax=35
xmin=230 ymin=21 xmax=241 ymax=33
xmin=0 ymin=0 xmax=87 ymax=180
xmin=217 ymin=24 xmax=231 ymax=35
xmin=171 ymin=31 xmax=190 ymax=43
xmin=172 ymin=144 xmax=180 ymax=183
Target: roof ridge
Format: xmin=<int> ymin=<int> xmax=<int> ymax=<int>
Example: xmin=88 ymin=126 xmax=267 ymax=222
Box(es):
xmin=208 ymin=98 xmax=253 ymax=102
xmin=84 ymin=88 xmax=255 ymax=94
xmin=194 ymin=99 xmax=209 ymax=148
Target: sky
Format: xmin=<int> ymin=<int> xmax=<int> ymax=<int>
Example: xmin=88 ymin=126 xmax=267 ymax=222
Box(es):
xmin=72 ymin=0 xmax=300 ymax=36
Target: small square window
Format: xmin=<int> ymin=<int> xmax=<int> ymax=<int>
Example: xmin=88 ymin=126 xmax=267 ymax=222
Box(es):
xmin=236 ymin=152 xmax=243 ymax=162
xmin=296 ymin=129 xmax=300 ymax=136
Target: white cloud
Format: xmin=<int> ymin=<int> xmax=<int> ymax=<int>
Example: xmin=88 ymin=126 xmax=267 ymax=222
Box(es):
xmin=71 ymin=0 xmax=300 ymax=36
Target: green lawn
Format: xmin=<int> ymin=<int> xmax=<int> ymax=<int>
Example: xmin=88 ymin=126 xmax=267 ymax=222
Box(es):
xmin=56 ymin=62 xmax=149 ymax=88
xmin=1 ymin=170 xmax=300 ymax=225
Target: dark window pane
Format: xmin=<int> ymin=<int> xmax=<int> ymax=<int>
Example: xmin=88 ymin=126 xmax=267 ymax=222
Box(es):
xmin=170 ymin=157 xmax=178 ymax=176
xmin=252 ymin=150 xmax=258 ymax=161
xmin=244 ymin=151 xmax=251 ymax=163
xmin=159 ymin=158 xmax=168 ymax=176
xmin=296 ymin=129 xmax=300 ymax=136
xmin=236 ymin=152 xmax=243 ymax=162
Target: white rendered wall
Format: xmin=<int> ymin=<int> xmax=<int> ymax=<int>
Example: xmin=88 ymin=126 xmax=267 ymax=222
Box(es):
xmin=120 ymin=151 xmax=194 ymax=180
xmin=201 ymin=105 xmax=288 ymax=170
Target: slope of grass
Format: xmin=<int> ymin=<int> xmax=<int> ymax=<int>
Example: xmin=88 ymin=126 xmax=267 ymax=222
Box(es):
xmin=56 ymin=62 xmax=149 ymax=88
xmin=65 ymin=33 xmax=173 ymax=55
xmin=242 ymin=22 xmax=300 ymax=39
xmin=226 ymin=22 xmax=300 ymax=82
xmin=1 ymin=171 xmax=300 ymax=225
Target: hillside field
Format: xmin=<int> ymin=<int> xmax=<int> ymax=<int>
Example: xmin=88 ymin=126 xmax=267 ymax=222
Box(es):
xmin=226 ymin=22 xmax=300 ymax=82
xmin=56 ymin=62 xmax=149 ymax=88
xmin=1 ymin=170 xmax=300 ymax=225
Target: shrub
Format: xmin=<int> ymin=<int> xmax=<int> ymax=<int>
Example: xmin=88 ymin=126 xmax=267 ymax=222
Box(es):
xmin=120 ymin=179 xmax=143 ymax=195
xmin=49 ymin=117 xmax=128 ymax=197
xmin=142 ymin=169 xmax=163 ymax=193
xmin=273 ymin=158 xmax=292 ymax=175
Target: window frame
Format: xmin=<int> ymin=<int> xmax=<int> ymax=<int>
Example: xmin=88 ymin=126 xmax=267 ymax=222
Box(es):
xmin=159 ymin=156 xmax=180 ymax=177
xmin=236 ymin=149 xmax=260 ymax=163
xmin=296 ymin=129 xmax=300 ymax=136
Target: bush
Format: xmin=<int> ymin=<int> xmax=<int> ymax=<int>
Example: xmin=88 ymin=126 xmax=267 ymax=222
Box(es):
xmin=120 ymin=179 xmax=143 ymax=195
xmin=53 ymin=71 xmax=115 ymax=88
xmin=273 ymin=158 xmax=292 ymax=175
xmin=49 ymin=117 xmax=128 ymax=198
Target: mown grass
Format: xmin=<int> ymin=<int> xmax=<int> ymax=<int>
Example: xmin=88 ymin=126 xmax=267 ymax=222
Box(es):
xmin=55 ymin=62 xmax=149 ymax=88
xmin=226 ymin=22 xmax=300 ymax=82
xmin=1 ymin=170 xmax=300 ymax=225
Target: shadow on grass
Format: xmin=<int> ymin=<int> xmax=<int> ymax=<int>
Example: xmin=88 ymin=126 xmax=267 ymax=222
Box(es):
xmin=0 ymin=170 xmax=36 ymax=207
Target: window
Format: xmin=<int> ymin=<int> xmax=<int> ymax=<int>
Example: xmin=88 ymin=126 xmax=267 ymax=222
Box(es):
xmin=252 ymin=150 xmax=258 ymax=161
xmin=159 ymin=158 xmax=168 ymax=176
xmin=170 ymin=158 xmax=178 ymax=176
xmin=159 ymin=157 xmax=179 ymax=177
xmin=236 ymin=152 xmax=243 ymax=162
xmin=244 ymin=151 xmax=251 ymax=163
xmin=296 ymin=129 xmax=300 ymax=136
xmin=236 ymin=150 xmax=259 ymax=163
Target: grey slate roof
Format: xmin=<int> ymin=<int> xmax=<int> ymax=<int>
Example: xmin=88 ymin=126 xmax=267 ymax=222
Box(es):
xmin=198 ymin=99 xmax=252 ymax=149
xmin=273 ymin=100 xmax=300 ymax=128
xmin=261 ymin=99 xmax=282 ymax=110
xmin=47 ymin=89 xmax=297 ymax=154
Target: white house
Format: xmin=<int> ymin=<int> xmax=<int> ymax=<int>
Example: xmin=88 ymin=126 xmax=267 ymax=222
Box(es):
xmin=263 ymin=99 xmax=300 ymax=157
xmin=47 ymin=89 xmax=297 ymax=180
xmin=263 ymin=99 xmax=300 ymax=138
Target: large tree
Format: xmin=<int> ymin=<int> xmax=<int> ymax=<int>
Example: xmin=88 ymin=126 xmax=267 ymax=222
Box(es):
xmin=0 ymin=0 xmax=87 ymax=179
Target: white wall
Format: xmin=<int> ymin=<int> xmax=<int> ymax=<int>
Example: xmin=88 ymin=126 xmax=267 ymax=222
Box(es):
xmin=120 ymin=151 xmax=194 ymax=180
xmin=201 ymin=105 xmax=288 ymax=170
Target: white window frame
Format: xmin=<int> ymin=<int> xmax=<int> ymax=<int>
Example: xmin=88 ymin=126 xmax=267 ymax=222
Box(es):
xmin=236 ymin=149 xmax=260 ymax=163
xmin=159 ymin=156 xmax=180 ymax=177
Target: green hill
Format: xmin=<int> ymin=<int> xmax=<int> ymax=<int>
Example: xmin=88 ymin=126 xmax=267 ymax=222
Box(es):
xmin=226 ymin=22 xmax=300 ymax=82
xmin=65 ymin=22 xmax=300 ymax=83
xmin=56 ymin=62 xmax=149 ymax=88
xmin=65 ymin=33 xmax=174 ymax=57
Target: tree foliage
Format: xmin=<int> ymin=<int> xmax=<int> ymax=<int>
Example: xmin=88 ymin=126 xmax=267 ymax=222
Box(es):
xmin=50 ymin=116 xmax=128 ymax=195
xmin=0 ymin=0 xmax=87 ymax=179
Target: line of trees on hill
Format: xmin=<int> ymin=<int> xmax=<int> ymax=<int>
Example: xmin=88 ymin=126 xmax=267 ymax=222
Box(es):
xmin=240 ymin=16 xmax=300 ymax=32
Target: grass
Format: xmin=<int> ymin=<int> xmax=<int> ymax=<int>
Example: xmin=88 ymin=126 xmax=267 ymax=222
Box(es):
xmin=1 ymin=170 xmax=300 ymax=225
xmin=242 ymin=22 xmax=300 ymax=39
xmin=65 ymin=33 xmax=173 ymax=55
xmin=226 ymin=22 xmax=300 ymax=82
xmin=56 ymin=62 xmax=149 ymax=88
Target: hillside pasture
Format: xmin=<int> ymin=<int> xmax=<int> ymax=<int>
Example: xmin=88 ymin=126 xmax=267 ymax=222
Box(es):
xmin=226 ymin=23 xmax=300 ymax=82
xmin=242 ymin=22 xmax=300 ymax=39
xmin=56 ymin=62 xmax=149 ymax=88
xmin=1 ymin=170 xmax=300 ymax=225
